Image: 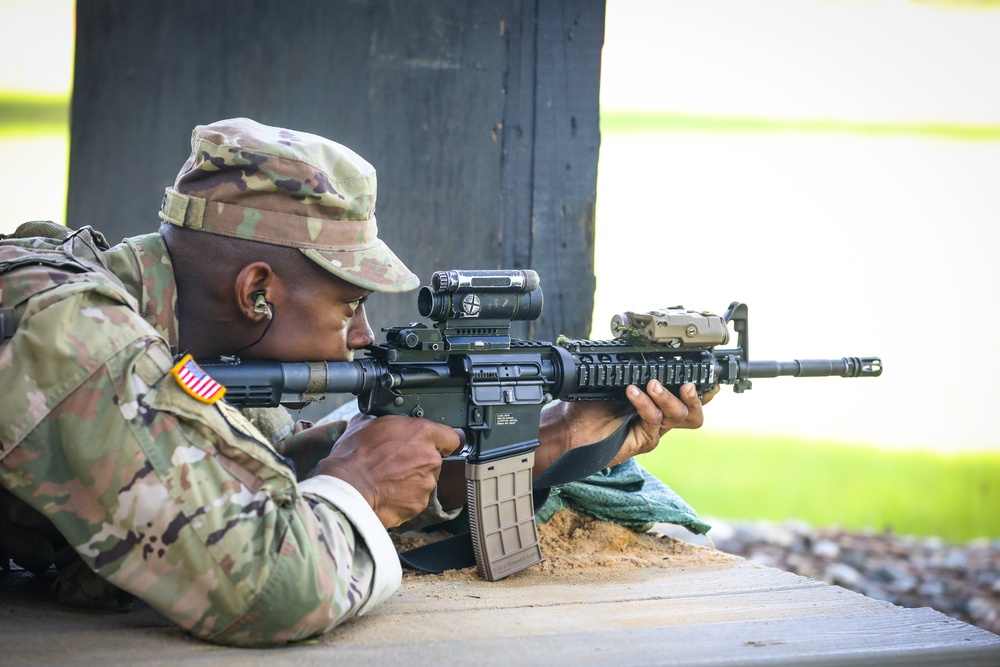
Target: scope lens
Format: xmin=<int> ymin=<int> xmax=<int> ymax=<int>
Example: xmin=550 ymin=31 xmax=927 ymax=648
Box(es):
xmin=417 ymin=286 xmax=438 ymax=319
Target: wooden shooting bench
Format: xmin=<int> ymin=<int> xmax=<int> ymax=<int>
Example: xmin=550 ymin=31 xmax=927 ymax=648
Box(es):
xmin=3 ymin=523 xmax=999 ymax=667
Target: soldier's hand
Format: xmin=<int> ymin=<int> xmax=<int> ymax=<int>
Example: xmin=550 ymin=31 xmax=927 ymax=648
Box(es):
xmin=535 ymin=381 xmax=716 ymax=475
xmin=610 ymin=380 xmax=717 ymax=467
xmin=314 ymin=414 xmax=461 ymax=529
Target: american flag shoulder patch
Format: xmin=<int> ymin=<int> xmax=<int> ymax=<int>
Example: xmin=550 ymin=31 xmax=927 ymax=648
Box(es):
xmin=170 ymin=354 xmax=227 ymax=404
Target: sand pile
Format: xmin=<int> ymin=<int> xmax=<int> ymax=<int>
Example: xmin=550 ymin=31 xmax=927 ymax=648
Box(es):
xmin=394 ymin=509 xmax=736 ymax=583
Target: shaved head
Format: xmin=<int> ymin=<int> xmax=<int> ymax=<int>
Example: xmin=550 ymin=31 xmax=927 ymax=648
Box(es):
xmin=159 ymin=222 xmax=322 ymax=292
xmin=158 ymin=223 xmax=375 ymax=360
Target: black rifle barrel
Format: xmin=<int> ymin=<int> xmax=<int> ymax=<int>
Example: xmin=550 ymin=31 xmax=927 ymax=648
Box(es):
xmin=746 ymin=356 xmax=882 ymax=379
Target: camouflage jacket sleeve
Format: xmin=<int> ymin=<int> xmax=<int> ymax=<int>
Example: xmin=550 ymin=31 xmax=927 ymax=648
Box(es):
xmin=0 ymin=267 xmax=401 ymax=646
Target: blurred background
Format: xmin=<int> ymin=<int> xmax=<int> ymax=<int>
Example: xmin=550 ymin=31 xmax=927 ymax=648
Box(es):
xmin=594 ymin=0 xmax=1000 ymax=542
xmin=597 ymin=0 xmax=1000 ymax=453
xmin=1 ymin=0 xmax=997 ymax=541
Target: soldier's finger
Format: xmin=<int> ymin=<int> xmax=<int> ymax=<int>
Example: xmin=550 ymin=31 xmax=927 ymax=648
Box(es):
xmin=648 ymin=380 xmax=691 ymax=427
xmin=676 ymin=382 xmax=705 ymax=429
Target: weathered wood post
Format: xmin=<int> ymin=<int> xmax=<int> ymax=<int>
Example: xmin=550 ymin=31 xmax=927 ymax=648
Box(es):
xmin=69 ymin=0 xmax=604 ymax=342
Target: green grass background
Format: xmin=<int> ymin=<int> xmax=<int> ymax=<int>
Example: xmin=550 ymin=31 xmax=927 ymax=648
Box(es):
xmin=0 ymin=94 xmax=68 ymax=135
xmin=601 ymin=110 xmax=1000 ymax=142
xmin=600 ymin=108 xmax=1000 ymax=545
xmin=640 ymin=430 xmax=1000 ymax=544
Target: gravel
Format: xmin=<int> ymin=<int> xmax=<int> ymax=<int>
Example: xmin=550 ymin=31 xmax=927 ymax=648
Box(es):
xmin=656 ymin=518 xmax=1000 ymax=636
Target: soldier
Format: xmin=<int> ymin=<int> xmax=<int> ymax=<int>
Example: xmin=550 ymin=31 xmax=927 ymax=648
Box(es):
xmin=0 ymin=118 xmax=711 ymax=646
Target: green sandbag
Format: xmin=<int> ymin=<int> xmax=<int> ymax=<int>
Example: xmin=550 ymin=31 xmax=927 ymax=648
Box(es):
xmin=536 ymin=458 xmax=711 ymax=535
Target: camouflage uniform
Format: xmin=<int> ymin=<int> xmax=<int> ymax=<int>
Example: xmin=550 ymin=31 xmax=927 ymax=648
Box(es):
xmin=0 ymin=119 xmax=420 ymax=646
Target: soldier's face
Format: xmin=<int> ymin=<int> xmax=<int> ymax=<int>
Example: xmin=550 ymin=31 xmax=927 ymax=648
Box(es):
xmin=243 ymin=272 xmax=374 ymax=362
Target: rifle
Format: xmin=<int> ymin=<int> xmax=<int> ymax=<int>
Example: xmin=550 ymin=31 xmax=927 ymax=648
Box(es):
xmin=202 ymin=269 xmax=882 ymax=581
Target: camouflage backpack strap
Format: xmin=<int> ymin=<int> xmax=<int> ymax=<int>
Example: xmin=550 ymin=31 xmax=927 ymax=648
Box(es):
xmin=0 ymin=222 xmax=119 ymax=342
xmin=0 ymin=222 xmax=111 ymax=277
xmin=0 ymin=224 xmax=133 ymax=611
xmin=0 ymin=220 xmax=73 ymax=242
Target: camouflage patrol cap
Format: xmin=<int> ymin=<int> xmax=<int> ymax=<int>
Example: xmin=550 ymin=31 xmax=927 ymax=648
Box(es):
xmin=158 ymin=117 xmax=419 ymax=293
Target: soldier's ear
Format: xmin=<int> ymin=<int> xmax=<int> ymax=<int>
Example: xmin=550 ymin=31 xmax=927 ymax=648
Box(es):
xmin=234 ymin=262 xmax=276 ymax=322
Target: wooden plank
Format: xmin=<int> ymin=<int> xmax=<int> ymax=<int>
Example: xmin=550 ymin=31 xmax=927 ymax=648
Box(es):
xmin=4 ymin=560 xmax=998 ymax=666
xmin=321 ymin=613 xmax=1000 ymax=667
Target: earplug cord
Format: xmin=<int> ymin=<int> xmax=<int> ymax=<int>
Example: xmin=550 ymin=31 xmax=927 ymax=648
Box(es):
xmin=232 ymin=300 xmax=275 ymax=357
